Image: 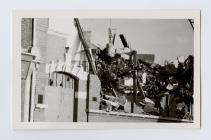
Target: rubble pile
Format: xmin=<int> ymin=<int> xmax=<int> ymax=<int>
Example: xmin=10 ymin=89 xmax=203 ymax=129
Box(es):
xmin=95 ymin=48 xmax=194 ymax=120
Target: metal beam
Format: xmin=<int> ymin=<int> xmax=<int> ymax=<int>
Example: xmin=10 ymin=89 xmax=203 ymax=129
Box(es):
xmin=119 ymin=34 xmax=129 ymax=48
xmin=188 ymin=19 xmax=194 ymax=30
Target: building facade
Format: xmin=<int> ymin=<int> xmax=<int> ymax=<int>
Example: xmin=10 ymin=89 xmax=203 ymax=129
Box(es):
xmin=21 ymin=18 xmax=100 ymax=122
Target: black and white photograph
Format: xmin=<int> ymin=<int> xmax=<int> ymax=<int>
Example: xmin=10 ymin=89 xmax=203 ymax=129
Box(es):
xmin=13 ymin=10 xmax=201 ymax=128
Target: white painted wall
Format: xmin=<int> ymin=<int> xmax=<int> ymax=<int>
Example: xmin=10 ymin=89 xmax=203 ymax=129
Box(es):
xmin=44 ymin=86 xmax=74 ymax=122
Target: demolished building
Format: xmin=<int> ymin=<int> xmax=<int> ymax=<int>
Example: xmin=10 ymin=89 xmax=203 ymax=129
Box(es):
xmin=21 ymin=18 xmax=193 ymax=122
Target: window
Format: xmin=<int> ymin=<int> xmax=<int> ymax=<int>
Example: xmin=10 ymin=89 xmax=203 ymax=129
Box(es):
xmin=92 ymin=97 xmax=97 ymax=102
xmin=38 ymin=94 xmax=44 ymax=104
xmin=47 ymin=73 xmax=75 ymax=89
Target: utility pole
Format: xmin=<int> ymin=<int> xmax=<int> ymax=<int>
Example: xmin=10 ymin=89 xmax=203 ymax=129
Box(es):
xmin=131 ymin=50 xmax=137 ymax=113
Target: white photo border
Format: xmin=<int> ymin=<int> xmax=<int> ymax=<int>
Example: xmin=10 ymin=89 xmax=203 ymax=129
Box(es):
xmin=12 ymin=10 xmax=201 ymax=129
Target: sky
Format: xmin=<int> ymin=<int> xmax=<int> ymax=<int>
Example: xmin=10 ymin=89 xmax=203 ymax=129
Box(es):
xmin=49 ymin=18 xmax=193 ymax=65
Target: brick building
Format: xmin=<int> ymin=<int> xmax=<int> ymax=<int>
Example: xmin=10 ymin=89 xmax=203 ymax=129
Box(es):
xmin=21 ymin=18 xmax=49 ymax=122
xmin=21 ymin=18 xmax=100 ymax=122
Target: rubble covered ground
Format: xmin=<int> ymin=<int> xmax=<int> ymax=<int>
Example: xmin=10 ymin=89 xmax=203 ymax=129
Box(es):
xmin=95 ymin=48 xmax=194 ymax=120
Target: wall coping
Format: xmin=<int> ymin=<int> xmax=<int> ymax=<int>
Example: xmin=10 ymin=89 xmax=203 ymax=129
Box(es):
xmin=89 ymin=109 xmax=193 ymax=123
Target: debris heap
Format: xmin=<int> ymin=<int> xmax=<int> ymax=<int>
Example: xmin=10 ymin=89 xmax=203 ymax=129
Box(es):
xmin=95 ymin=48 xmax=194 ymax=120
